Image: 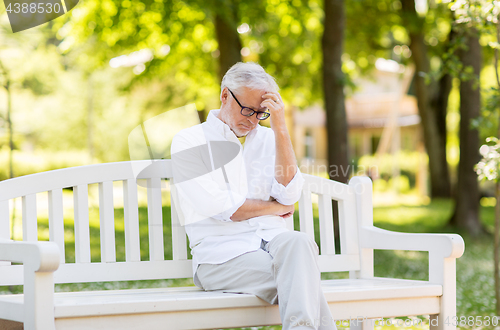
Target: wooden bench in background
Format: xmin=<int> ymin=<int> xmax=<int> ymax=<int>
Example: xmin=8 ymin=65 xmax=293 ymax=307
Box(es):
xmin=0 ymin=160 xmax=464 ymax=330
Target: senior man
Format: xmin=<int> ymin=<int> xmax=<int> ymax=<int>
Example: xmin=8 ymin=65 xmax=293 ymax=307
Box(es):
xmin=171 ymin=62 xmax=336 ymax=330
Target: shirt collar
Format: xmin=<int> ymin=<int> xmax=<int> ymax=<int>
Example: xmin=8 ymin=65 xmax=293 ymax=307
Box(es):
xmin=206 ymin=109 xmax=226 ymax=134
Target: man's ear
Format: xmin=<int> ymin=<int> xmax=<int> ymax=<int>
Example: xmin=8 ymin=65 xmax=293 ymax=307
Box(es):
xmin=220 ymin=87 xmax=229 ymax=104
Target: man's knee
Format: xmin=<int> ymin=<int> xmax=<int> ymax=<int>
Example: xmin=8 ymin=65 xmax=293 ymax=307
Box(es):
xmin=275 ymin=231 xmax=319 ymax=254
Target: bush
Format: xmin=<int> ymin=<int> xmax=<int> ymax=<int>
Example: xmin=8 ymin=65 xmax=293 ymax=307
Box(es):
xmin=357 ymin=151 xmax=425 ymax=190
xmin=0 ymin=149 xmax=89 ymax=180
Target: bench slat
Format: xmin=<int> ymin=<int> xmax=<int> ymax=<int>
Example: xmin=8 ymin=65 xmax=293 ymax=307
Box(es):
xmin=0 ymin=253 xmax=360 ymax=286
xmin=0 ymin=200 xmax=10 ymax=266
xmin=338 ymin=193 xmax=359 ymax=256
xmin=0 ymin=160 xmax=173 ymax=202
xmin=0 ymin=200 xmax=9 ymax=240
xmin=74 ymin=185 xmax=91 ymax=263
xmin=298 ymin=190 xmax=314 ymax=241
xmin=303 ymin=174 xmax=349 ymax=201
xmin=99 ymin=182 xmax=116 ymax=263
xmin=318 ymin=194 xmax=335 ymax=255
xmin=123 ymin=179 xmax=141 ymax=262
xmin=0 ymin=260 xmax=193 ymax=286
xmin=170 ymin=185 xmax=187 ymax=261
xmin=318 ymin=254 xmax=360 ymax=272
xmin=147 ymin=178 xmax=164 ymax=261
xmin=22 ymin=194 xmax=37 ymax=242
xmin=48 ymin=189 xmax=65 ymax=263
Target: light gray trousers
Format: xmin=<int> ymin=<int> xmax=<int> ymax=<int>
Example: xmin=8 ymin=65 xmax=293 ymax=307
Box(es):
xmin=195 ymin=231 xmax=337 ymax=330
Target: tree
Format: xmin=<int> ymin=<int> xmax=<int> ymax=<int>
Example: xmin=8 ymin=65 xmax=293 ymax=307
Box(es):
xmin=446 ymin=0 xmax=496 ymax=237
xmin=451 ymin=27 xmax=483 ymax=236
xmin=212 ymin=1 xmax=242 ymax=82
xmin=322 ymin=0 xmax=347 ymax=243
xmin=471 ymin=0 xmax=500 ymax=313
xmin=322 ymin=0 xmax=348 ymax=184
xmin=400 ymin=0 xmax=452 ymax=198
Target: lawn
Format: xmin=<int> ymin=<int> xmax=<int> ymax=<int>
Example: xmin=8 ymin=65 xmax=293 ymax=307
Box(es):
xmin=1 ymin=194 xmax=498 ymax=329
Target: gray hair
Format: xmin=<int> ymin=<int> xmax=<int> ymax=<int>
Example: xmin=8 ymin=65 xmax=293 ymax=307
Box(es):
xmin=221 ymin=62 xmax=279 ymax=97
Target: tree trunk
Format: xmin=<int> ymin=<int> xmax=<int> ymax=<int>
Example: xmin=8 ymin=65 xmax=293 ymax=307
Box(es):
xmin=214 ymin=2 xmax=242 ymax=84
xmin=401 ymin=0 xmax=451 ymax=199
xmin=322 ymin=0 xmax=348 ymax=184
xmin=429 ymin=27 xmax=455 ymax=198
xmin=451 ymin=28 xmax=484 ymax=237
xmin=322 ymin=0 xmax=348 ymax=245
xmin=429 ymin=70 xmax=453 ymax=196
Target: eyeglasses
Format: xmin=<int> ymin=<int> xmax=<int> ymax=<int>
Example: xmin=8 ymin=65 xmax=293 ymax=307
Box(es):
xmin=228 ymin=89 xmax=271 ymax=120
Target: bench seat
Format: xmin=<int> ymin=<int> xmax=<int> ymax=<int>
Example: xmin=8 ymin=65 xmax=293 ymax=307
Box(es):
xmin=0 ymin=278 xmax=442 ymax=329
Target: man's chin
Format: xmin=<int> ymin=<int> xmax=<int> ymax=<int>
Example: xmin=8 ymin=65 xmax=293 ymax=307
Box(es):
xmin=235 ymin=131 xmax=249 ymax=138
xmin=234 ymin=126 xmax=253 ymax=137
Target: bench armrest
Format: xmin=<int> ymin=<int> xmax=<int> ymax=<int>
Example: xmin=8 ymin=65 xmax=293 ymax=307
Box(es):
xmin=0 ymin=239 xmax=60 ymax=271
xmin=358 ymin=225 xmax=464 ymax=325
xmin=359 ymin=226 xmax=465 ymax=259
xmin=0 ymin=240 xmax=59 ymax=330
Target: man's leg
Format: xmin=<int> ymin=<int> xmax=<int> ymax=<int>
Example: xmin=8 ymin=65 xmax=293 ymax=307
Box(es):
xmin=264 ymin=231 xmax=337 ymax=330
xmin=195 ymin=246 xmax=278 ymax=304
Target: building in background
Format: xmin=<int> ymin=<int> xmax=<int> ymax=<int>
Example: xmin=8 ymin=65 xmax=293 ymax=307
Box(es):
xmin=291 ymin=59 xmax=428 ymax=195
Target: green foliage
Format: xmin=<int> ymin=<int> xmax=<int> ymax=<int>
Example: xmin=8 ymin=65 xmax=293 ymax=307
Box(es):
xmin=358 ymin=151 xmax=425 ymax=189
xmin=472 ymin=86 xmax=500 ymax=139
xmin=446 ymin=1 xmax=500 ymax=112
xmin=60 ymin=0 xmax=222 ymax=112
xmin=61 ymin=0 xmax=331 ymax=110
xmin=0 ymin=150 xmax=89 ymax=180
xmin=239 ymin=0 xmax=324 ymax=108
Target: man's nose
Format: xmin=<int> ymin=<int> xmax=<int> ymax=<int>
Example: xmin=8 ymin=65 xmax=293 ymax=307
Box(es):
xmin=248 ymin=115 xmax=259 ymax=126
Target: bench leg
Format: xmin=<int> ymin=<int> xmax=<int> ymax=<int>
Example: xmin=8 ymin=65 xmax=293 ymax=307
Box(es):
xmin=430 ymin=257 xmax=457 ymax=330
xmin=24 ymin=270 xmax=56 ymax=330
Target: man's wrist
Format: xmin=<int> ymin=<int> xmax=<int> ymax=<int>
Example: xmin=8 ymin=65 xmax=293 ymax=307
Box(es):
xmin=270 ymin=200 xmax=286 ymax=215
xmin=272 ymin=125 xmax=289 ymax=136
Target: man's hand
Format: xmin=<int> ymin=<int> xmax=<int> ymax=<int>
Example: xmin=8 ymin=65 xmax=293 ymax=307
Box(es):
xmin=230 ymin=199 xmax=295 ymax=222
xmin=261 ymin=91 xmax=297 ymax=187
xmin=276 ymin=203 xmax=295 ymax=219
xmin=261 ymin=91 xmax=286 ymax=132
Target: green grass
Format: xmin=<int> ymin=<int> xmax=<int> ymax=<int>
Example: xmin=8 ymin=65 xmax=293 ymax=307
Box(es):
xmin=1 ymin=198 xmax=499 ymax=329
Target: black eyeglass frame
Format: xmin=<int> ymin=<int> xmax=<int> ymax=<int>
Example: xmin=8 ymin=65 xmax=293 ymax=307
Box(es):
xmin=228 ymin=88 xmax=271 ymax=120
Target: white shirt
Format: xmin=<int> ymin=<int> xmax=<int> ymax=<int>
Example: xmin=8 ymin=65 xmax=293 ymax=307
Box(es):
xmin=171 ymin=109 xmax=305 ymax=280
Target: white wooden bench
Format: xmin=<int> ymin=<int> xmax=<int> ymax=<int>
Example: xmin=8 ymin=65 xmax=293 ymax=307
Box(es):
xmin=0 ymin=160 xmax=465 ymax=330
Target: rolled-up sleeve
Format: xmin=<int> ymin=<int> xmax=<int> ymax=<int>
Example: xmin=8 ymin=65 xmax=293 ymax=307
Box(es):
xmin=171 ymin=131 xmax=247 ymax=225
xmin=270 ymin=166 xmax=305 ymax=205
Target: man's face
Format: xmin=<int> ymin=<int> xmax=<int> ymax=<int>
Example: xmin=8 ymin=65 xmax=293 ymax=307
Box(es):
xmin=219 ymin=87 xmax=267 ymax=138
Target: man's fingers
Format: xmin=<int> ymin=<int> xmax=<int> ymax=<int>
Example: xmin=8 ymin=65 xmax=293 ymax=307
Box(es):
xmin=261 ymin=99 xmax=278 ymax=109
xmin=262 ymin=92 xmax=281 ymax=103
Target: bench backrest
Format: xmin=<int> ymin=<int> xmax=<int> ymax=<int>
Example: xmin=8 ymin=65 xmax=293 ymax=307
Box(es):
xmin=0 ymin=160 xmax=369 ymax=286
